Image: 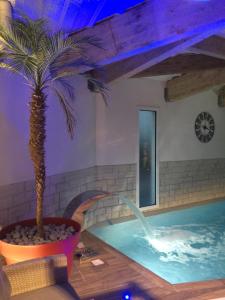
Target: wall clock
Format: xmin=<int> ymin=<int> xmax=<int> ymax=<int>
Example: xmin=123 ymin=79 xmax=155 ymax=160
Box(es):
xmin=194 ymin=112 xmax=215 ymax=143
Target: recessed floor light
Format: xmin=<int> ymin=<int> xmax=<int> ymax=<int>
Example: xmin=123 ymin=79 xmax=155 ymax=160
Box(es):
xmin=77 ymin=242 xmax=85 ymax=249
xmin=91 ymin=259 xmax=104 ymax=266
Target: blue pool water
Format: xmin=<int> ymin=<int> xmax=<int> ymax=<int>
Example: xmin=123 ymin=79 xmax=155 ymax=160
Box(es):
xmin=89 ymin=200 xmax=225 ymax=284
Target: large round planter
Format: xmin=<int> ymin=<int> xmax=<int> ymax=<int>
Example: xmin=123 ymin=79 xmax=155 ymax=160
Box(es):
xmin=0 ymin=217 xmax=81 ymax=277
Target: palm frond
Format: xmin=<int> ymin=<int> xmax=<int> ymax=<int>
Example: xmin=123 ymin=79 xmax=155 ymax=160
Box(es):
xmin=0 ymin=62 xmax=29 ymax=80
xmin=0 ymin=12 xmax=107 ymax=129
xmin=51 ymin=87 xmax=76 ymax=138
xmin=49 ymin=58 xmax=97 ymax=82
xmin=0 ymin=22 xmax=39 ymax=83
xmin=51 ymin=77 xmax=75 ymax=102
xmin=51 ymin=71 xmax=80 ymax=81
xmin=10 ymin=13 xmax=49 ymax=52
xmin=0 ymin=26 xmax=28 ymax=54
xmin=6 ymin=55 xmax=37 ymax=82
xmin=37 ymin=32 xmax=82 ymax=82
xmin=0 ymin=52 xmax=6 ymax=61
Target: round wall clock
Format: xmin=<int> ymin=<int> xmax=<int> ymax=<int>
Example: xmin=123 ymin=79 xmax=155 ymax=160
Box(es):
xmin=194 ymin=112 xmax=215 ymax=143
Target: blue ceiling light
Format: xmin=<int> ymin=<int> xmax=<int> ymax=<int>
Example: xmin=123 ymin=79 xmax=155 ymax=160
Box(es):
xmin=123 ymin=291 xmax=131 ymax=300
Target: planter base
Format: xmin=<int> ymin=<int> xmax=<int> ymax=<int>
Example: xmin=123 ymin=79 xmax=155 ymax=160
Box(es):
xmin=0 ymin=218 xmax=81 ymax=277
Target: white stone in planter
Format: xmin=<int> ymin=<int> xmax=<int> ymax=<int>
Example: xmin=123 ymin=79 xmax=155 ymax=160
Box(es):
xmin=2 ymin=224 xmax=77 ymax=245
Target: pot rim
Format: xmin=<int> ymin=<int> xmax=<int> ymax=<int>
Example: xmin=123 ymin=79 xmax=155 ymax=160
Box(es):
xmin=0 ymin=217 xmax=81 ymax=248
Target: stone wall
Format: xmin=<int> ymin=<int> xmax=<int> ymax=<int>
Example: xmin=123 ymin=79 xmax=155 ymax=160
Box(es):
xmin=84 ymin=159 xmax=225 ymax=227
xmin=0 ymin=167 xmax=96 ymax=228
xmin=159 ymin=159 xmax=225 ymax=208
xmin=0 ymin=159 xmax=225 ymax=229
xmin=83 ymin=164 xmax=136 ymax=228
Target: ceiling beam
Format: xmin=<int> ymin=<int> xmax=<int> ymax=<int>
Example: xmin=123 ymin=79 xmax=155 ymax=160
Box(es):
xmin=165 ymin=68 xmax=225 ymax=102
xmin=190 ymin=36 xmax=225 ymax=60
xmin=89 ymin=32 xmax=225 ymax=83
xmin=132 ymin=54 xmax=225 ymax=78
xmin=72 ymin=0 xmax=225 ymax=71
xmin=218 ymin=86 xmax=225 ymax=107
xmin=89 ymin=40 xmax=186 ymax=83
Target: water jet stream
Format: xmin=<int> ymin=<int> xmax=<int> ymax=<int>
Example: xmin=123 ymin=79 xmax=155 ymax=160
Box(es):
xmin=122 ymin=197 xmax=152 ymax=238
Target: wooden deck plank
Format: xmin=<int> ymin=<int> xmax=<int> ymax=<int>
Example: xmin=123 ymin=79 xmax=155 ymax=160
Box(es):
xmin=70 ymin=231 xmax=225 ymax=300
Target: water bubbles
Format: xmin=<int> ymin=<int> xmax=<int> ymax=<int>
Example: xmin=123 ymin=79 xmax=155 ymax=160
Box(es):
xmin=90 ymin=200 xmax=225 ymax=283
xmin=145 ymin=224 xmax=225 ymax=267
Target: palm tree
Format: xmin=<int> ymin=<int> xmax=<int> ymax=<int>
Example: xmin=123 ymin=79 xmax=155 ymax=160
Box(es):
xmin=0 ymin=14 xmax=106 ymax=237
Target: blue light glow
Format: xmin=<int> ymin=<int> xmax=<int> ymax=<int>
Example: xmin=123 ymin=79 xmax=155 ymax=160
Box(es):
xmin=13 ymin=0 xmax=144 ymax=31
xmin=123 ymin=292 xmax=131 ymax=300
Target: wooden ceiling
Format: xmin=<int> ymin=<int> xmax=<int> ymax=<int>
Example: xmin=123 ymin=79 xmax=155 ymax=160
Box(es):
xmin=87 ymin=35 xmax=225 ymax=105
xmin=132 ymin=36 xmax=225 ymax=104
xmin=6 ymin=1 xmax=225 ymax=105
xmin=132 ymin=53 xmax=225 ymax=78
xmin=13 ymin=0 xmax=144 ymax=31
xmin=71 ymin=0 xmax=225 ymax=104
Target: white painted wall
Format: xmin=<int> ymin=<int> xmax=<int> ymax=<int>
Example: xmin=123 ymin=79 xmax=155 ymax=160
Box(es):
xmin=0 ymin=71 xmax=96 ymax=186
xmin=1 ymin=73 xmax=225 ymax=186
xmin=96 ymin=78 xmax=225 ymax=165
xmin=46 ymin=76 xmax=96 ymax=175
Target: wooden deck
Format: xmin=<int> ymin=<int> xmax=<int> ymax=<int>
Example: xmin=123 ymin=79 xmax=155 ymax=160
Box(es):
xmin=70 ymin=231 xmax=225 ymax=300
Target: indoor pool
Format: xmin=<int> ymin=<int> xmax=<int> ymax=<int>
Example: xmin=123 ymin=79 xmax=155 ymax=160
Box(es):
xmin=89 ymin=200 xmax=225 ymax=284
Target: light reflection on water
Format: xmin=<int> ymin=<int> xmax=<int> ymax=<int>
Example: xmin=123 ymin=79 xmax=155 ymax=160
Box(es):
xmin=146 ymin=224 xmax=225 ymax=265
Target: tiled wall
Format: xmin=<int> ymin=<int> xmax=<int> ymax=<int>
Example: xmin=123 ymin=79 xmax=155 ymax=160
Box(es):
xmin=0 ymin=159 xmax=225 ymax=229
xmin=159 ymin=159 xmax=225 ymax=207
xmin=84 ymin=164 xmax=136 ymax=228
xmin=0 ymin=167 xmax=96 ymax=228
xmin=84 ymin=159 xmax=225 ymax=227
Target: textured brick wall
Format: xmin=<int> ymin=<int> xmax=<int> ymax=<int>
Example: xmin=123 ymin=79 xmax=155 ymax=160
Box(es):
xmin=0 ymin=159 xmax=225 ymax=229
xmin=0 ymin=167 xmax=96 ymax=228
xmin=0 ymin=164 xmax=136 ymax=228
xmin=83 ymin=164 xmax=136 ymax=228
xmin=84 ymin=159 xmax=225 ymax=227
xmin=159 ymin=159 xmax=225 ymax=208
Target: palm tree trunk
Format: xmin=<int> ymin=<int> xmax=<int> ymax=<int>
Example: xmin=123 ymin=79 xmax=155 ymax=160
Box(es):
xmin=29 ymin=90 xmax=46 ymax=237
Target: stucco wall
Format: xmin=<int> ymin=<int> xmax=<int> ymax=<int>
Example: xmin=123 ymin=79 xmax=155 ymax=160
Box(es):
xmin=0 ymin=72 xmax=96 ymax=186
xmin=1 ymin=74 xmax=224 ymax=187
xmin=96 ymin=78 xmax=225 ymax=166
